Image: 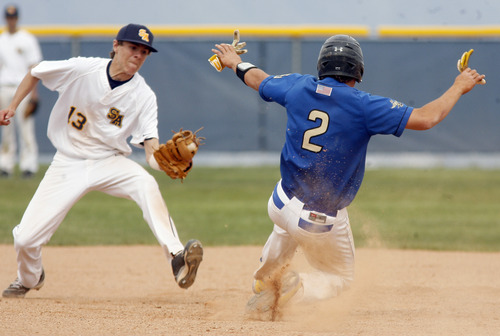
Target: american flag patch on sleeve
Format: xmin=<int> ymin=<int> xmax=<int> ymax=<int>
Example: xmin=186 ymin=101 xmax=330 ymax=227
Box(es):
xmin=316 ymin=84 xmax=332 ymax=96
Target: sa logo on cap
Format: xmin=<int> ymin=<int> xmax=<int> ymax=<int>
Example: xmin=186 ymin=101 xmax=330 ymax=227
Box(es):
xmin=138 ymin=29 xmax=150 ymax=42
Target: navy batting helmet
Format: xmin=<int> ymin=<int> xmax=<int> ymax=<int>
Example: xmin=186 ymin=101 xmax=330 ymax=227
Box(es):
xmin=317 ymin=35 xmax=364 ymax=82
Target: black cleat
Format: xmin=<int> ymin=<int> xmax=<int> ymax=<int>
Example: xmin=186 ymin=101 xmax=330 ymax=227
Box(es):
xmin=2 ymin=269 xmax=45 ymax=298
xmin=172 ymin=239 xmax=203 ymax=289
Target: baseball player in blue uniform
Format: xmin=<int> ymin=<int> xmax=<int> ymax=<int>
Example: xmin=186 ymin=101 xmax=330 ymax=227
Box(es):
xmin=0 ymin=24 xmax=203 ymax=298
xmin=212 ymin=35 xmax=485 ymax=314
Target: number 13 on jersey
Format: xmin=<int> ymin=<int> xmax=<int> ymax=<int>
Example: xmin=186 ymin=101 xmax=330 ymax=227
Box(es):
xmin=68 ymin=106 xmax=87 ymax=130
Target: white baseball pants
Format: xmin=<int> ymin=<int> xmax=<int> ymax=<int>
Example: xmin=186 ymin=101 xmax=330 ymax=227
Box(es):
xmin=0 ymin=86 xmax=38 ymax=174
xmin=12 ymin=152 xmax=185 ymax=288
xmin=254 ymin=180 xmax=355 ymax=302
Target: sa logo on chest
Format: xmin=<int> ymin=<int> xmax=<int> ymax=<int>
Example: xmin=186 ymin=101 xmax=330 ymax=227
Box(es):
xmin=107 ymin=108 xmax=124 ymax=127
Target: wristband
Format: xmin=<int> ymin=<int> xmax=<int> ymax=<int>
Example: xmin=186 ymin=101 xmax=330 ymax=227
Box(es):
xmin=236 ymin=62 xmax=258 ymax=83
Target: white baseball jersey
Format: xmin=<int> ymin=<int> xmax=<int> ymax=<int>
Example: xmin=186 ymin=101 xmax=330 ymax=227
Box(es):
xmin=31 ymin=57 xmax=159 ymax=159
xmin=0 ymin=29 xmax=42 ymax=85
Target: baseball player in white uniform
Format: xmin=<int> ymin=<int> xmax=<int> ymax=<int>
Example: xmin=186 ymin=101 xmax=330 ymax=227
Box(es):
xmin=1 ymin=23 xmax=203 ymax=298
xmin=0 ymin=4 xmax=42 ymax=178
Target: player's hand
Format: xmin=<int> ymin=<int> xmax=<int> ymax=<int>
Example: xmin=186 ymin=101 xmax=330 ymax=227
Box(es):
xmin=456 ymin=48 xmax=485 ymax=85
xmin=0 ymin=108 xmax=15 ymax=126
xmin=209 ymin=30 xmax=247 ymax=71
xmin=211 ymin=43 xmax=243 ymax=72
xmin=454 ymin=68 xmax=486 ymax=95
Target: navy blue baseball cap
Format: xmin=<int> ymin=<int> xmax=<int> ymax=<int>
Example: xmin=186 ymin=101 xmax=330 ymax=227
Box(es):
xmin=5 ymin=5 xmax=19 ymax=18
xmin=116 ymin=23 xmax=157 ymax=53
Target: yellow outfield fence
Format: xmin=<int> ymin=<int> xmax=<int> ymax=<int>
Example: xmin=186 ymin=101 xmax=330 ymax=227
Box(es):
xmin=378 ymin=25 xmax=500 ymax=38
xmin=1 ymin=24 xmax=499 ymax=39
xmin=0 ymin=25 xmax=371 ymax=38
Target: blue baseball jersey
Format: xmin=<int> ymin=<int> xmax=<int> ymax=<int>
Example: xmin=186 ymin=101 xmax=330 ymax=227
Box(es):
xmin=259 ymin=74 xmax=413 ymax=215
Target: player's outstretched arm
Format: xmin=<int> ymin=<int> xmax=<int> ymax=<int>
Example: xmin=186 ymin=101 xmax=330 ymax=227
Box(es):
xmin=212 ymin=43 xmax=269 ymax=91
xmin=0 ymin=71 xmax=40 ymax=126
xmin=406 ymin=68 xmax=485 ymax=130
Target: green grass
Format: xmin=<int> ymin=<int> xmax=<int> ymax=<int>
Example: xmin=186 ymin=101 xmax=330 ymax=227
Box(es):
xmin=1 ymin=166 xmax=499 ymax=251
xmin=350 ymin=169 xmax=500 ymax=251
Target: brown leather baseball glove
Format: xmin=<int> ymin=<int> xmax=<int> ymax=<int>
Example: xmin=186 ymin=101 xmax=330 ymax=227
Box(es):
xmin=153 ymin=128 xmax=204 ymax=180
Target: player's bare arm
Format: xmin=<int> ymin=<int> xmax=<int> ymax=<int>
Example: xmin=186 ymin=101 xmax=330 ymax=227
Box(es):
xmin=0 ymin=71 xmax=40 ymax=126
xmin=212 ymin=43 xmax=269 ymax=91
xmin=23 ymin=62 xmax=41 ymax=119
xmin=144 ymin=138 xmax=161 ymax=171
xmin=406 ymin=68 xmax=485 ymax=130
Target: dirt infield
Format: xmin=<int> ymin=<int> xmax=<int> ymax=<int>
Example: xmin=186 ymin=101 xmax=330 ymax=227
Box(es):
xmin=1 ymin=245 xmax=499 ymax=336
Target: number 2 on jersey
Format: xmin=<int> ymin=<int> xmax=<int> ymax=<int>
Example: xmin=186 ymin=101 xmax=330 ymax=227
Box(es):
xmin=68 ymin=106 xmax=87 ymax=130
xmin=302 ymin=110 xmax=329 ymax=153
